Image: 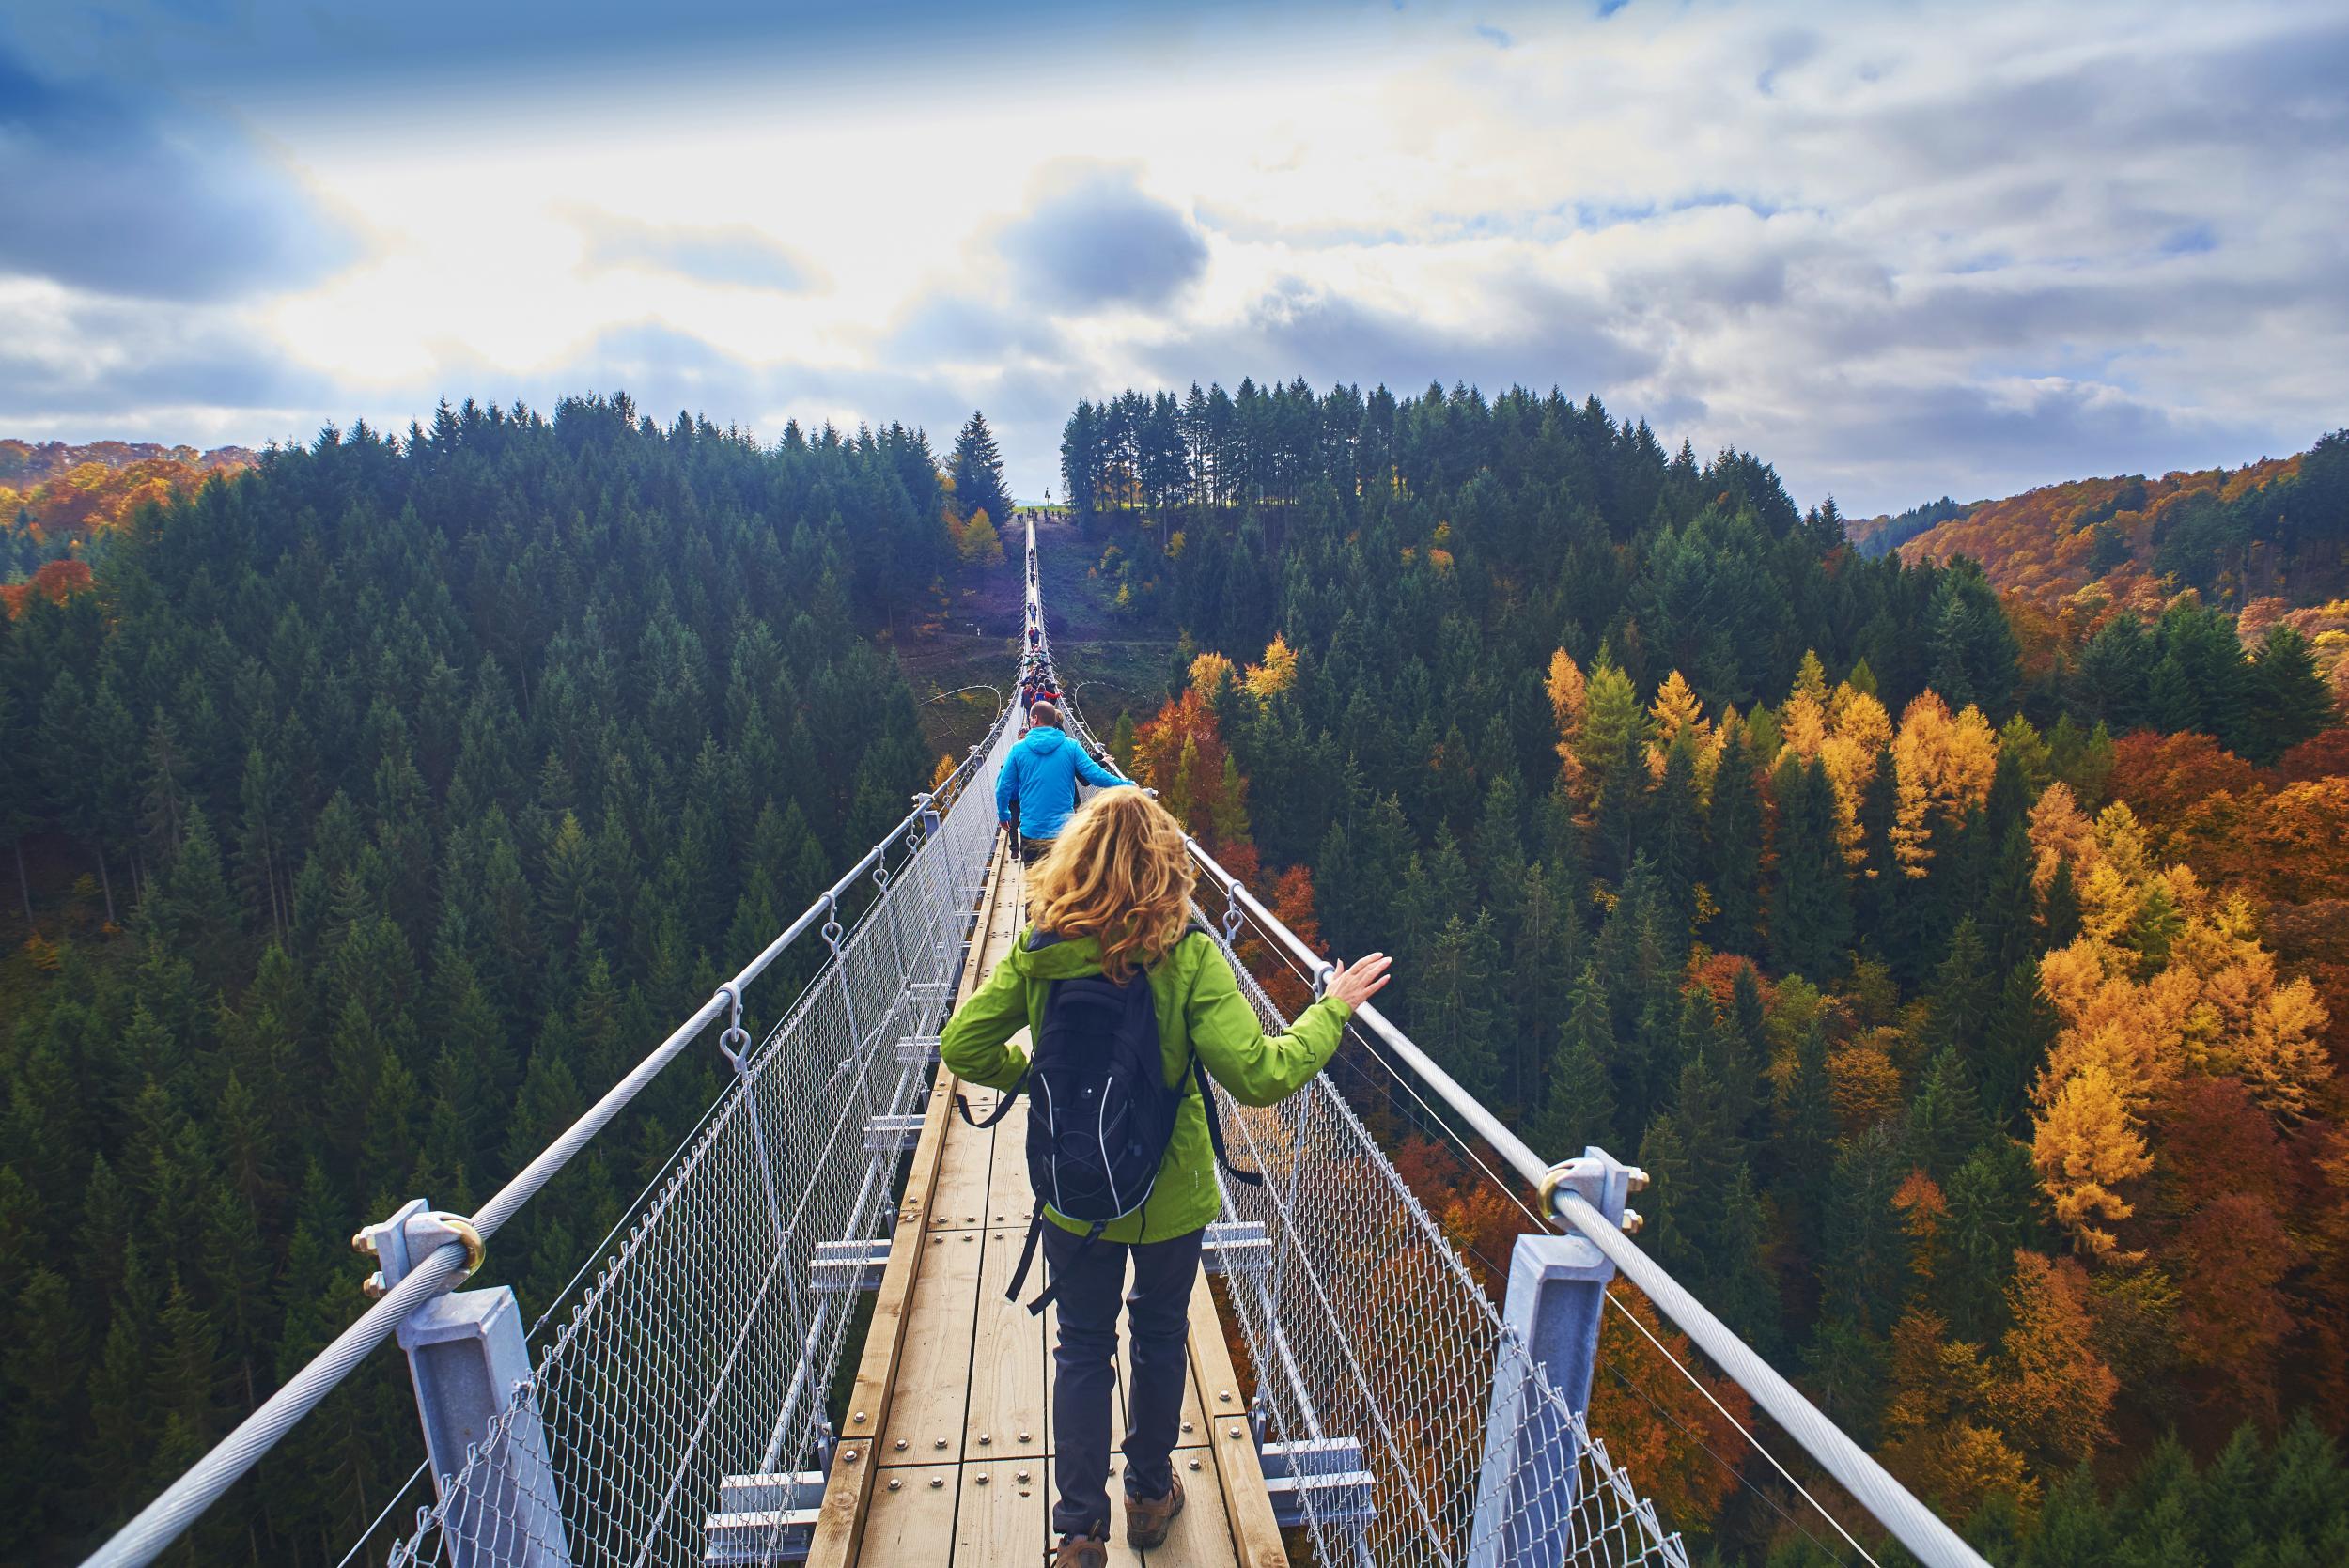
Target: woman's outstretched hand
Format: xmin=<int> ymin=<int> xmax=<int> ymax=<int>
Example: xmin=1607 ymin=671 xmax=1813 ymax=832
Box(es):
xmin=1325 ymin=953 xmax=1392 ymax=1011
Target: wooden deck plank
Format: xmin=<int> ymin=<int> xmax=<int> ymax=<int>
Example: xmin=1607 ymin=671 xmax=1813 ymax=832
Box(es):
xmin=984 ymin=1095 xmax=1034 ymax=1226
xmin=967 ymin=1226 xmax=1050 ymax=1463
xmin=930 ymin=1094 xmax=999 ymax=1231
xmin=1183 ymin=1274 xmax=1288 ymax=1568
xmin=877 ymin=1227 xmax=985 ymax=1466
xmin=807 ymin=840 xmax=1010 ymax=1568
xmin=817 ymin=832 xmax=1280 ymax=1568
xmin=855 ymin=1463 xmax=961 ymax=1561
xmin=951 ymin=1453 xmax=1050 ymax=1568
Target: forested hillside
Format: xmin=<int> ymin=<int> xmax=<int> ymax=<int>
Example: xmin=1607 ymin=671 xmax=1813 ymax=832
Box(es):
xmin=0 ymin=396 xmax=951 ymax=1561
xmin=0 ymin=439 xmax=257 ymax=594
xmin=1889 ymin=434 xmax=2347 ymax=615
xmin=1063 ymin=380 xmax=2349 ymax=1562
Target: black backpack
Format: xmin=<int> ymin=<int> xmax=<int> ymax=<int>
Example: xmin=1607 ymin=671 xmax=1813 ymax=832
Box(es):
xmin=960 ymin=959 xmax=1260 ymax=1314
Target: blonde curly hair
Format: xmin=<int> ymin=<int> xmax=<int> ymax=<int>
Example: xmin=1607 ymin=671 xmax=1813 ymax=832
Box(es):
xmin=1024 ymin=787 xmax=1195 ymax=981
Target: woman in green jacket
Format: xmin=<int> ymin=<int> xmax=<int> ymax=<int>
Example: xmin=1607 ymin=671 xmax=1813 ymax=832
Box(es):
xmin=941 ymin=787 xmax=1390 ymax=1567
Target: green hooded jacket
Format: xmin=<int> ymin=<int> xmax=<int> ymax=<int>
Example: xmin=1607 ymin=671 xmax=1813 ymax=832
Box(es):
xmin=939 ymin=925 xmax=1353 ymax=1243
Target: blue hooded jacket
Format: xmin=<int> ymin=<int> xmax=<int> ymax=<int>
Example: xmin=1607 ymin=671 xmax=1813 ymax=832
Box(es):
xmin=996 ymin=724 xmax=1124 ymax=842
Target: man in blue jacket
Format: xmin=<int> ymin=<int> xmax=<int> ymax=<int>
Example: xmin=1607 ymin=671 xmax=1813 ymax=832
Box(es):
xmin=998 ymin=702 xmax=1125 ymax=862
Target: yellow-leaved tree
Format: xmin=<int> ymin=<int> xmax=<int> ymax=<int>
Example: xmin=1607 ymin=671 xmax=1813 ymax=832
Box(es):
xmin=1646 ymin=669 xmax=1705 ymax=779
xmin=1781 ymin=650 xmax=1831 ymax=758
xmin=2029 ymin=795 xmax=2331 ymax=1255
xmin=1890 ymin=691 xmax=1998 ymax=877
xmin=1189 ymin=649 xmax=1236 ymax=693
xmin=1880 ymin=1309 xmax=2038 ymax=1523
xmin=958 ymin=506 xmax=1004 ymax=567
xmin=1244 ymin=633 xmax=1298 ymax=700
xmin=1545 ymin=648 xmax=1588 ymax=793
xmin=1822 ymin=680 xmax=1892 ymax=866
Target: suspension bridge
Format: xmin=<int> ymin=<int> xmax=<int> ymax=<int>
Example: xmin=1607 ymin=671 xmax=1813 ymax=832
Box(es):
xmin=81 ymin=516 xmax=1989 ymax=1568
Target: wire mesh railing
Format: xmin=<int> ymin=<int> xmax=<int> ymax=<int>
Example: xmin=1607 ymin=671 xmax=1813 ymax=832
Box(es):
xmin=366 ymin=715 xmax=1018 ymax=1568
xmin=1204 ymin=932 xmax=1688 ymax=1568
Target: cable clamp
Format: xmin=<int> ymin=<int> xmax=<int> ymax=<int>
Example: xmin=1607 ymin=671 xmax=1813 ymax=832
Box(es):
xmin=428 ymin=1213 xmax=488 ymax=1283
xmin=1538 ymin=1152 xmax=1647 ymax=1233
xmin=715 ymin=984 xmax=752 ymax=1075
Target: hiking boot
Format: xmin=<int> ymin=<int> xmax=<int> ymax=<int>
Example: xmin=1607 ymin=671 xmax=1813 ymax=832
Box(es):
xmin=1125 ymin=1475 xmax=1185 ymax=1549
xmin=1050 ymin=1531 xmax=1107 ymax=1568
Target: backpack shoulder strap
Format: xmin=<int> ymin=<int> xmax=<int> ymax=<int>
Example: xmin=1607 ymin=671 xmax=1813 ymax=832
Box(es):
xmin=1190 ymin=1052 xmax=1263 ymax=1187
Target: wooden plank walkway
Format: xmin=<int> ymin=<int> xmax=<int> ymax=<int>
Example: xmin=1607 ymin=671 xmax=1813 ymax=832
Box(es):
xmin=808 ymin=840 xmax=1286 ymax=1568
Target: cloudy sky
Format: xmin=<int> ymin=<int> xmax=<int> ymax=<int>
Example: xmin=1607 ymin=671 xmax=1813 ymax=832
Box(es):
xmin=4 ymin=0 xmax=2344 ymax=515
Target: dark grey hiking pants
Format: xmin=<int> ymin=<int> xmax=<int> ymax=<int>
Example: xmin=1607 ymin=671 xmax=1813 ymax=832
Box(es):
xmin=1040 ymin=1221 xmax=1205 ymax=1538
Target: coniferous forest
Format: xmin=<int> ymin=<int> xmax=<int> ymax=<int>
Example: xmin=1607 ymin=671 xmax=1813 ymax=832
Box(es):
xmin=1065 ymin=380 xmax=2349 ymax=1563
xmin=0 ymin=396 xmax=950 ymax=1561
xmin=8 ymin=376 xmax=2349 ymax=1566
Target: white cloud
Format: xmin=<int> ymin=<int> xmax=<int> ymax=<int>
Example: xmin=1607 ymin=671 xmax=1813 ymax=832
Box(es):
xmin=7 ymin=0 xmax=2345 ymax=513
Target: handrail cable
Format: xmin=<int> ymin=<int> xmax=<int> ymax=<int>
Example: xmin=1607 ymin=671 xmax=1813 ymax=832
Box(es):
xmin=1603 ymin=1294 xmax=1877 ymax=1567
xmin=333 ymin=1463 xmax=431 ymax=1568
xmin=82 ymin=726 xmax=1009 ymax=1568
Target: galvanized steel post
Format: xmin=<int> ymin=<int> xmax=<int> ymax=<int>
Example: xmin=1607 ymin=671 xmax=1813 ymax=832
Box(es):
xmin=361 ymin=1200 xmax=571 ymax=1568
xmin=1467 ymin=1149 xmax=1640 ymax=1568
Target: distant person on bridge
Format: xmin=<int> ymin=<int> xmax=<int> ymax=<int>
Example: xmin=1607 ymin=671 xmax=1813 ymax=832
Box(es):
xmin=942 ymin=788 xmax=1391 ymax=1565
xmin=998 ymin=702 xmax=1117 ymax=856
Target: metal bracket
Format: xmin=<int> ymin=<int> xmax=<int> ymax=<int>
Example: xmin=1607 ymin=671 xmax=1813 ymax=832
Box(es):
xmin=1537 ymin=1147 xmax=1645 ymax=1234
xmin=1260 ymin=1437 xmax=1377 ymax=1530
xmin=1201 ymin=1220 xmax=1272 ymax=1279
xmin=894 ymin=1033 xmax=941 ymax=1065
xmin=861 ymin=1113 xmax=926 ymax=1155
xmin=705 ymin=1471 xmax=826 ymax=1565
xmin=810 ymin=1238 xmax=894 ymax=1296
xmin=1468 ymin=1143 xmax=1644 ymax=1568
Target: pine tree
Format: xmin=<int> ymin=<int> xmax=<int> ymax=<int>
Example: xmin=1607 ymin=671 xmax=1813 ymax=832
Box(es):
xmin=1906 ymin=1047 xmax=1990 ymax=1183
xmin=1982 ymin=962 xmax=2058 ymax=1130
xmin=159 ymin=804 xmax=244 ymax=982
xmin=5 ymin=1266 xmax=86 ymax=1546
xmin=1855 ymin=740 xmax=1902 ymax=945
xmin=1635 ymin=1112 xmax=1696 ymax=1276
xmin=1981 ymin=820 xmax=2040 ymax=972
xmin=1767 ymin=753 xmax=1851 ymax=982
xmin=1821 ymin=1123 xmax=1912 ymax=1334
xmin=950 ymin=411 xmax=1013 ymax=528
xmin=1941 ymin=1141 xmax=2030 ymax=1343
xmin=1705 ymin=723 xmax=1763 ymax=954
xmin=1534 ymin=968 xmax=1617 ymax=1157
xmin=1676 ymin=1048 xmax=1743 ymax=1223
xmin=1709 ymin=1163 xmax=1781 ymax=1355
xmin=1647 ymin=732 xmax=1703 ymax=937
xmin=1928 ymin=915 xmax=1997 ymax=1057
xmin=2245 ymin=623 xmax=2334 ymax=765
xmin=2042 ymin=857 xmax=2082 ymax=950
xmin=1415 ymin=913 xmax=1501 ymax=1107
xmin=1508 ymin=862 xmax=1569 ymax=1110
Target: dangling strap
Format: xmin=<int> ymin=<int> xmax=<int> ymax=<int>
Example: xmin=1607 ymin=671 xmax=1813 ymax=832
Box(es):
xmin=1011 ymin=1213 xmax=1107 ymax=1316
xmin=955 ymin=1069 xmax=1025 ymax=1128
xmin=1191 ymin=1055 xmax=1264 ymax=1187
